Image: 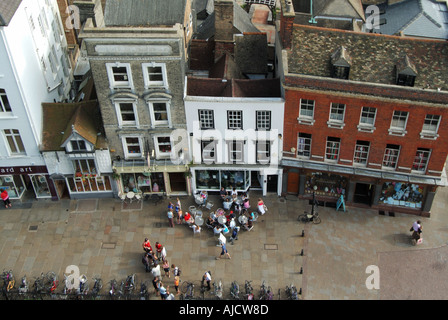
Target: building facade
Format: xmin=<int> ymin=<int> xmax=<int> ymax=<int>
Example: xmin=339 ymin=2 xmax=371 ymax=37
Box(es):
xmin=276 ymin=0 xmax=448 ymax=216
xmin=0 ymin=0 xmax=73 ymax=200
xmin=79 ymin=0 xmax=194 ymax=198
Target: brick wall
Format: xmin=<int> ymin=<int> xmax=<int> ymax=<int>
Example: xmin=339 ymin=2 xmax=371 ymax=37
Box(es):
xmin=283 ymin=88 xmax=448 ymax=176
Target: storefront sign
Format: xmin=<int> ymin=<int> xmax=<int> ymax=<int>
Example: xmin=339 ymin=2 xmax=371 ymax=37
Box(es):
xmin=0 ymin=166 xmax=48 ymax=175
xmin=336 ymin=195 xmax=346 ymax=212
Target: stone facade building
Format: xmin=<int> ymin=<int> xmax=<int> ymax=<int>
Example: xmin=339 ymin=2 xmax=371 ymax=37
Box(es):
xmin=79 ymin=0 xmax=194 ymax=197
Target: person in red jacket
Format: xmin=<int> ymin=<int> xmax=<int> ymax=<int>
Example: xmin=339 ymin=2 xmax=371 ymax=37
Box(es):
xmin=1 ymin=189 xmax=11 ymax=209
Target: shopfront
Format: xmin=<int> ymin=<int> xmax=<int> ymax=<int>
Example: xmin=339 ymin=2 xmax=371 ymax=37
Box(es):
xmin=282 ymin=160 xmax=439 ymax=216
xmin=0 ymin=166 xmax=56 ymax=200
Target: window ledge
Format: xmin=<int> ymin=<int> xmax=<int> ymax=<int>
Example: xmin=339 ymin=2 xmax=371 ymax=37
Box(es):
xmin=297 ymin=117 xmax=315 ymax=126
xmin=357 ymin=125 xmax=375 ymax=133
xmin=419 ymin=132 xmax=438 ymax=140
xmin=388 ymin=128 xmax=407 ymax=136
xmin=327 ymin=121 xmax=345 ymax=129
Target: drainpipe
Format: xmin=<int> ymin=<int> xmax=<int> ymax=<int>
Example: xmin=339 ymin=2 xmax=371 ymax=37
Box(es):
xmin=309 ymin=0 xmax=317 ymax=24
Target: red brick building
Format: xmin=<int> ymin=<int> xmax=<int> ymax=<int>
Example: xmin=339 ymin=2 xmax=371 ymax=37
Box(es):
xmin=276 ymin=0 xmax=448 ymax=216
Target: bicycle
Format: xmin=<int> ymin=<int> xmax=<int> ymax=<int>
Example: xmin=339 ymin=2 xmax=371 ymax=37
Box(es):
xmin=18 ymin=275 xmax=29 ymax=295
xmin=245 ymin=280 xmax=254 ymax=300
xmin=77 ymin=274 xmax=89 ymax=299
xmin=298 ymin=210 xmax=321 ymax=224
xmin=1 ymin=270 xmax=15 ymax=292
xmin=90 ymin=276 xmax=103 ymax=299
xmin=45 ymin=271 xmax=59 ymax=295
xmin=124 ymin=273 xmax=136 ymax=297
xmin=230 ymin=281 xmax=240 ymax=299
xmin=32 ymin=274 xmax=45 ymax=299
xmin=212 ymin=280 xmax=223 ymax=300
xmin=139 ymin=280 xmax=150 ymax=300
xmin=180 ymin=281 xmax=195 ymax=300
xmin=285 ymin=283 xmax=299 ymax=300
xmin=259 ymin=280 xmax=273 ymax=300
xmin=109 ymin=279 xmax=118 ymax=299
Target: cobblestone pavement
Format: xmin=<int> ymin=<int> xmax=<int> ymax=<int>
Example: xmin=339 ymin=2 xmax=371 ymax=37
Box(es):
xmin=1 ymin=187 xmax=448 ymax=300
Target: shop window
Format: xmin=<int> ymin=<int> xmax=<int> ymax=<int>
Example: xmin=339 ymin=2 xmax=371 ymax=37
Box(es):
xmin=196 ymin=170 xmax=220 ymax=190
xmin=29 ymin=174 xmax=51 ymax=198
xmin=325 ymin=137 xmax=340 ymax=162
xmin=412 ymin=148 xmax=431 ymax=173
xmin=0 ymin=175 xmax=26 ymax=198
xmin=122 ymin=172 xmax=165 ymax=193
xmin=382 ymin=144 xmax=400 ymax=169
xmin=379 ymin=182 xmax=423 ymax=209
xmin=221 ymin=170 xmax=245 ymax=190
xmin=68 ymin=175 xmax=111 ymax=193
xmin=305 ymin=172 xmax=347 ymax=198
xmin=297 ymin=133 xmax=312 ymax=158
xmin=353 ymin=141 xmax=370 ymax=166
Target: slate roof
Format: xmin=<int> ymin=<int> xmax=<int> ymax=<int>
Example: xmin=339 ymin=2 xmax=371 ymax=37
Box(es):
xmin=370 ymin=0 xmax=448 ymax=39
xmin=288 ymin=24 xmax=448 ymax=90
xmin=0 ymin=0 xmax=22 ymax=26
xmin=104 ymin=0 xmax=187 ymax=26
xmin=41 ymin=100 xmax=107 ymax=151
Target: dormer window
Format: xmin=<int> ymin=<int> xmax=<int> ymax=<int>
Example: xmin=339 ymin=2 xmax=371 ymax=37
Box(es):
xmin=396 ymin=55 xmax=417 ymax=87
xmin=331 ymin=46 xmax=351 ymax=80
xmin=71 ymin=140 xmax=87 ymax=152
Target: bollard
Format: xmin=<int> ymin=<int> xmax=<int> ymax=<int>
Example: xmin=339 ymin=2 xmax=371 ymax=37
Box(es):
xmin=301 ymin=230 xmax=305 ymax=237
xmin=299 ymin=267 xmax=303 ymax=274
xmin=299 ymin=249 xmax=304 ymax=256
xmin=298 ymin=288 xmax=302 ymax=295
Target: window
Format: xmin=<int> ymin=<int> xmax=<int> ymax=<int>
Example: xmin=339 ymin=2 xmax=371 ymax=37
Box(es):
xmin=382 ymin=144 xmax=400 ymax=169
xmin=325 ymin=137 xmax=340 ymax=161
xmin=70 ymin=140 xmax=87 ymax=152
xmin=328 ymin=103 xmax=345 ymax=128
xmin=116 ymin=101 xmax=138 ymax=127
xmin=256 ymin=111 xmax=271 ymax=130
xmin=156 ymin=136 xmax=172 ymax=158
xmin=143 ymin=63 xmax=167 ymax=88
xmin=396 ymin=74 xmax=415 ymax=87
xmin=0 ymin=89 xmax=12 ymax=113
xmin=228 ymin=140 xmax=244 ymax=163
xmin=389 ymin=111 xmax=408 ymax=135
xmin=149 ymin=101 xmax=170 ymax=127
xmin=421 ymin=114 xmax=440 ymax=139
xmin=353 ymin=141 xmax=370 ymax=165
xmin=199 ymin=110 xmax=214 ymax=129
xmin=256 ymin=141 xmax=270 ymax=164
xmin=73 ymin=159 xmax=96 ymax=174
xmin=412 ymin=148 xmax=431 ymax=173
xmin=201 ymin=140 xmax=217 ymax=163
xmin=4 ymin=129 xmax=26 ymax=155
xmin=297 ymin=133 xmax=312 ymax=158
xmin=107 ymin=63 xmax=133 ymax=88
xmin=359 ymin=107 xmax=376 ymax=127
xmin=299 ymin=99 xmax=314 ymax=119
xmin=122 ymin=136 xmax=142 ymax=158
xmin=227 ymin=111 xmax=243 ymax=129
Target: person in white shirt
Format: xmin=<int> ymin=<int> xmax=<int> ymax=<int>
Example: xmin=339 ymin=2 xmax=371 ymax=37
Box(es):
xmin=202 ymin=271 xmax=212 ymax=291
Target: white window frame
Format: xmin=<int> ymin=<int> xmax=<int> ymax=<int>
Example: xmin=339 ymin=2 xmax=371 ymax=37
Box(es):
xmin=412 ymin=148 xmax=431 ymax=173
xmin=154 ymin=135 xmax=173 ymax=159
xmin=0 ymin=89 xmax=12 ymax=114
xmin=389 ymin=110 xmax=408 ymax=136
xmin=256 ymin=140 xmax=271 ymax=164
xmin=4 ymin=129 xmax=26 ymax=156
xmin=420 ymin=114 xmax=441 ymax=140
xmin=327 ymin=103 xmax=345 ymax=128
xmin=122 ymin=136 xmax=143 ymax=159
xmin=142 ymin=62 xmax=168 ymax=89
xmin=148 ymin=100 xmax=171 ymax=128
xmin=297 ymin=133 xmax=312 ymax=159
xmin=382 ymin=144 xmax=400 ymax=170
xmin=106 ymin=63 xmax=133 ymax=89
xmin=325 ymin=137 xmax=340 ymax=162
xmin=227 ymin=140 xmax=244 ymax=163
xmin=201 ymin=140 xmax=217 ymax=164
xmin=353 ymin=140 xmax=370 ymax=166
xmin=358 ymin=107 xmax=376 ymax=132
xmin=114 ymin=100 xmax=139 ymax=127
xmin=298 ymin=99 xmax=315 ymax=125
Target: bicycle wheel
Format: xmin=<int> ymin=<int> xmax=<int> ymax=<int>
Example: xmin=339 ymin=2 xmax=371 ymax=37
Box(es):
xmin=313 ymin=216 xmax=321 ymax=224
xmin=298 ymin=214 xmax=308 ymax=223
xmin=181 ymin=281 xmax=191 ymax=294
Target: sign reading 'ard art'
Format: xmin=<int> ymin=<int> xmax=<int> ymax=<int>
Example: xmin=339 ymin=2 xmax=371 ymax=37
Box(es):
xmin=0 ymin=166 xmax=48 ymax=175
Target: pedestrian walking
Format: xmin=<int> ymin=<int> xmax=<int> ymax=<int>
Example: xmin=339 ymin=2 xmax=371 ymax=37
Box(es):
xmin=202 ymin=271 xmax=212 ymax=291
xmin=142 ymin=238 xmax=153 ymax=254
xmin=167 ymin=209 xmax=174 ymax=227
xmin=172 ymin=264 xmax=181 ymax=277
xmin=159 ymin=281 xmax=168 ymax=300
xmin=230 ymin=226 xmax=239 ymax=245
xmin=216 ymin=242 xmax=231 ymax=260
xmin=410 ymin=220 xmax=423 ymax=245
xmin=174 ymin=275 xmax=180 ymax=295
xmin=152 ymin=276 xmax=160 ymax=296
xmin=1 ymin=189 xmax=11 ymax=209
xmin=162 ymin=258 xmax=170 ymax=278
xmin=258 ymin=198 xmax=267 ymax=215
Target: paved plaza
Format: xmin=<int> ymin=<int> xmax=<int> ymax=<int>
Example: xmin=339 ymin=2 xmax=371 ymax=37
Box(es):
xmin=1 ymin=186 xmax=448 ymax=300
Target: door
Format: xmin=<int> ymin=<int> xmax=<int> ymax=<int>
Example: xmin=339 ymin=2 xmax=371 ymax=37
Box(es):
xmin=267 ymin=175 xmax=278 ymax=193
xmin=353 ymin=183 xmax=374 ymax=205
xmin=287 ymin=171 xmax=299 ymax=194
xmin=168 ymin=172 xmax=187 ymax=192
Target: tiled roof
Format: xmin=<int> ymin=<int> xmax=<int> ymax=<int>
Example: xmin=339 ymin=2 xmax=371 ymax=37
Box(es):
xmin=0 ymin=0 xmax=22 ymax=26
xmin=104 ymin=0 xmax=187 ymax=26
xmin=41 ymin=100 xmax=106 ymax=151
xmin=288 ymin=24 xmax=448 ymax=90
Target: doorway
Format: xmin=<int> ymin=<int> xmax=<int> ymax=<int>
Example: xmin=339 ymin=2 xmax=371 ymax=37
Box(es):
xmin=250 ymin=171 xmax=262 ymax=190
xmin=168 ymin=172 xmax=187 ymax=192
xmin=266 ymin=175 xmax=278 ymax=193
xmin=353 ymin=183 xmax=374 ymax=205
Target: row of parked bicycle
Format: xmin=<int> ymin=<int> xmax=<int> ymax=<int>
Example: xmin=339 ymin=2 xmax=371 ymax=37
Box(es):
xmin=1 ymin=270 xmax=300 ymax=300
